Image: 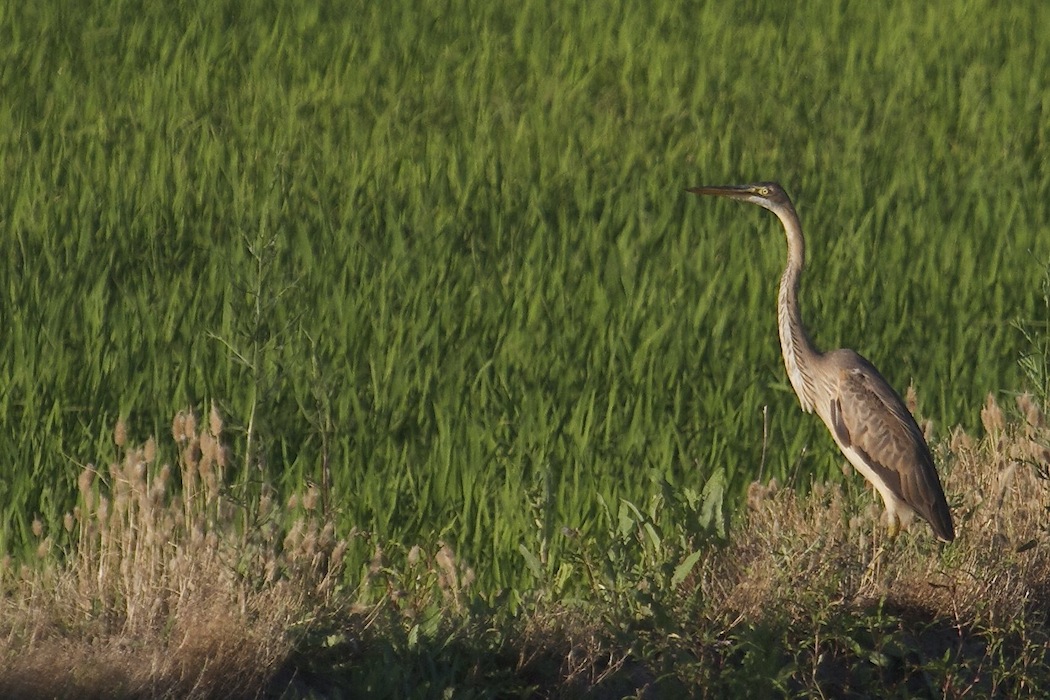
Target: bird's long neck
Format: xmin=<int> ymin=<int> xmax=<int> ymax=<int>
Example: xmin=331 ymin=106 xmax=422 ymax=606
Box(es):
xmin=773 ymin=203 xmax=822 ymax=413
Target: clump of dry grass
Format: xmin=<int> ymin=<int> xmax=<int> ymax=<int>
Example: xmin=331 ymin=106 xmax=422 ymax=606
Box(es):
xmin=691 ymin=391 xmax=1050 ymax=696
xmin=0 ymin=407 xmax=349 ymax=699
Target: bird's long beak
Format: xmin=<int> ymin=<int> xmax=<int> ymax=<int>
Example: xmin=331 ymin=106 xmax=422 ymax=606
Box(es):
xmin=686 ymin=185 xmax=753 ymax=199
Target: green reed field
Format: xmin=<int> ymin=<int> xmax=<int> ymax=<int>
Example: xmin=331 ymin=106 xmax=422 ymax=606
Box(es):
xmin=2 ymin=0 xmax=1049 ymax=600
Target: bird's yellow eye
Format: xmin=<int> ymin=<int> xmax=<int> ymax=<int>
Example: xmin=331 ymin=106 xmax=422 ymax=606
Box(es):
xmin=755 ymin=186 xmax=770 ymax=196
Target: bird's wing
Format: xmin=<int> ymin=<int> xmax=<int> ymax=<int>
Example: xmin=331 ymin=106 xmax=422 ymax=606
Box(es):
xmin=829 ymin=352 xmax=954 ymax=541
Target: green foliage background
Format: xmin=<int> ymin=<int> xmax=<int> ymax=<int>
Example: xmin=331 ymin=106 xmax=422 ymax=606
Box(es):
xmin=1 ymin=0 xmax=1048 ymax=591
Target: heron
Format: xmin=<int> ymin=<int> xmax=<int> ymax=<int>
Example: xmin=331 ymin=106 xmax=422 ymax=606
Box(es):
xmin=688 ymin=182 xmax=954 ymax=543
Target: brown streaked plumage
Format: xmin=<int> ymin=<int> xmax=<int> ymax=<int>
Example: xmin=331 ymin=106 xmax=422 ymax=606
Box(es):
xmin=688 ymin=182 xmax=954 ymax=542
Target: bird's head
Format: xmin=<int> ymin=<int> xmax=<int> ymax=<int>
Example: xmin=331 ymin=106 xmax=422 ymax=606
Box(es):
xmin=686 ymin=182 xmax=794 ymax=216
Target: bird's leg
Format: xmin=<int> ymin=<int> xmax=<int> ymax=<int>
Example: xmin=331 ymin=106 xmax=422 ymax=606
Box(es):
xmin=862 ymin=513 xmax=895 ymax=591
xmin=886 ymin=515 xmax=900 ymax=540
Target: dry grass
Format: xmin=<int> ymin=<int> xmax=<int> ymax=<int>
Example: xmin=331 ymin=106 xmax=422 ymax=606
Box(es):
xmin=686 ymin=391 xmax=1050 ymax=697
xmin=0 ymin=407 xmax=348 ymax=700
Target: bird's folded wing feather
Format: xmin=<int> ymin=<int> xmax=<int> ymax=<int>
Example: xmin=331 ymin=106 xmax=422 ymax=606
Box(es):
xmin=832 ymin=360 xmax=949 ymax=527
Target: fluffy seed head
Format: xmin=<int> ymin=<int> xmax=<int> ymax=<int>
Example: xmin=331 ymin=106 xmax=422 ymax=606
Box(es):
xmin=209 ymin=403 xmax=223 ymax=437
xmin=905 ymin=384 xmax=918 ymax=414
xmin=303 ymin=485 xmax=320 ymax=512
xmin=172 ymin=412 xmax=187 ymax=443
xmin=981 ymin=393 xmax=1005 ymax=436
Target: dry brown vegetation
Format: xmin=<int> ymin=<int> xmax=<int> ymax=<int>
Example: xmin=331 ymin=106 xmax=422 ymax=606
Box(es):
xmin=2 ymin=393 xmax=1050 ymax=698
xmin=686 ymin=391 xmax=1050 ymax=697
xmin=0 ymin=407 xmax=347 ymax=699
